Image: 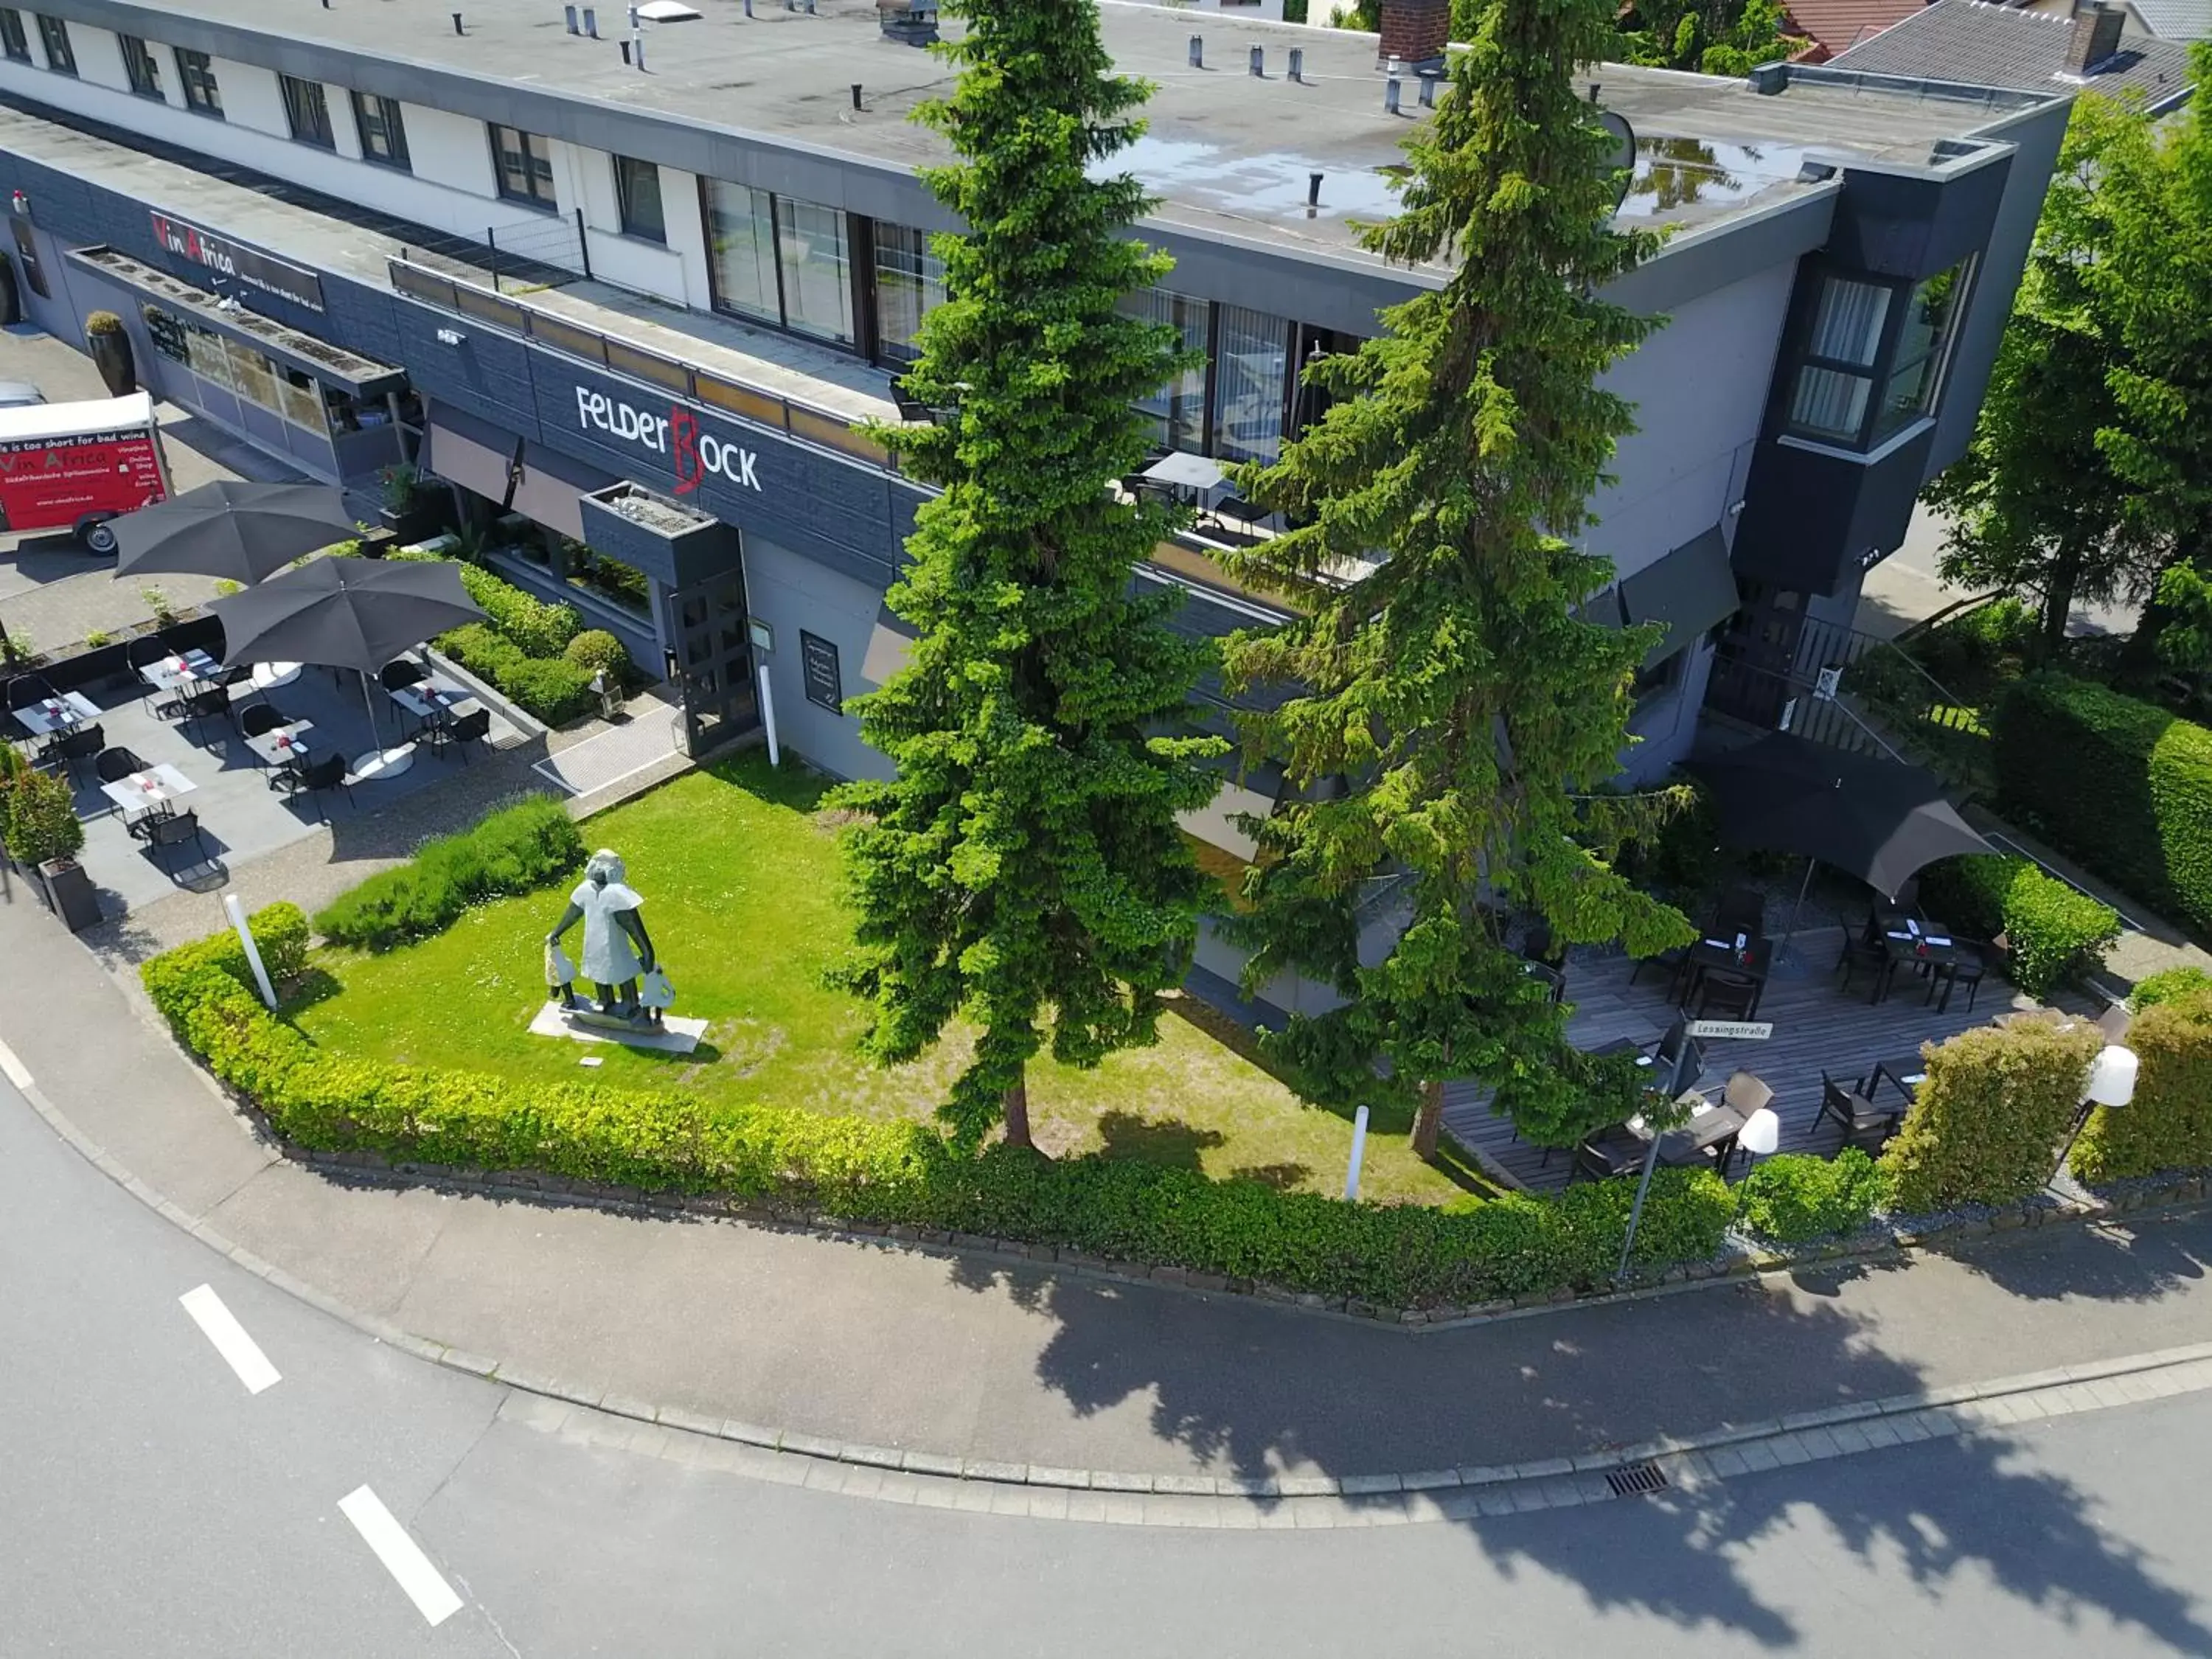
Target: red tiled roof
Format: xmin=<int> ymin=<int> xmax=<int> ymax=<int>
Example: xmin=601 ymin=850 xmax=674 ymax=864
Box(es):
xmin=1781 ymin=0 xmax=1932 ymax=58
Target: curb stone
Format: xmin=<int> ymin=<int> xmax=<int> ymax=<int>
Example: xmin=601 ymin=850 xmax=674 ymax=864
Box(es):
xmin=15 ymin=1051 xmax=2212 ymax=1512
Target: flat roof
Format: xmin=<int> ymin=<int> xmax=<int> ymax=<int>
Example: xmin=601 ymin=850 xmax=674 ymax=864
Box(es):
xmin=69 ymin=0 xmax=2062 ymax=252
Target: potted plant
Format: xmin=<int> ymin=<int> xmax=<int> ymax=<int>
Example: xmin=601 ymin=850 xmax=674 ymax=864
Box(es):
xmin=84 ymin=309 xmax=136 ymax=397
xmin=375 ymin=462 xmax=456 ymax=542
xmin=4 ymin=762 xmax=97 ymax=931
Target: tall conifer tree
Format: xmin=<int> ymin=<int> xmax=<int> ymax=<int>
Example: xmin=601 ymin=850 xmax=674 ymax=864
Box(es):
xmin=830 ymin=0 xmax=1221 ymax=1150
xmin=1219 ymin=0 xmax=1694 ymax=1157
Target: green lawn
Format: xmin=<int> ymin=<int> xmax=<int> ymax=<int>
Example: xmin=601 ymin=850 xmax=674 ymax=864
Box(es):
xmin=291 ymin=757 xmax=1466 ymax=1205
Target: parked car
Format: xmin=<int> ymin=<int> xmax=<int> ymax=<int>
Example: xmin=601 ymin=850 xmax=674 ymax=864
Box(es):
xmin=0 ymin=380 xmax=46 ymax=408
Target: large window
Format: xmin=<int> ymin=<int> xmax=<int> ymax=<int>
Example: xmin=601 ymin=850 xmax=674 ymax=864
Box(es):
xmin=1123 ymin=288 xmax=1208 ymax=453
xmin=0 ymin=11 xmax=27 ymax=64
xmin=175 ymin=48 xmax=220 ymax=116
xmin=1211 ymin=305 xmax=1291 ymax=466
xmin=491 ymin=124 xmax=556 ymax=208
xmin=1874 ymin=260 xmax=1972 ymax=442
xmin=872 ymin=221 xmax=944 ymax=369
xmin=119 ymin=33 xmax=161 ymax=98
xmin=613 ymin=154 xmax=664 ymax=243
xmin=280 ymin=74 xmax=333 ymax=148
xmin=351 ymin=92 xmax=409 ymax=170
xmin=702 ymin=180 xmax=854 ymax=346
xmin=32 ymin=13 xmax=72 ymax=75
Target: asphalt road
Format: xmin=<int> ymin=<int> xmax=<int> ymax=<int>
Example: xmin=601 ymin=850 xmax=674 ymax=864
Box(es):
xmin=8 ymin=1079 xmax=2212 ymax=1658
xmin=1858 ymin=501 xmax=2138 ymax=642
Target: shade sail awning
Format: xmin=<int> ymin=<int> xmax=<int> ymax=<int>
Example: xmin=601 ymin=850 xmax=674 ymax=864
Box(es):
xmin=1619 ymin=526 xmax=1740 ymax=666
xmin=511 ymin=441 xmax=619 ymax=545
xmin=420 ymin=404 xmax=521 ymax=509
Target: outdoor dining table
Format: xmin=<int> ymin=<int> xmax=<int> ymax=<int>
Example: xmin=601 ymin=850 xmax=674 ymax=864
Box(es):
xmin=389 ymin=680 xmax=475 ymax=728
xmin=1870 ymin=1054 xmax=1929 ymax=1106
xmin=100 ymin=762 xmax=196 ymax=818
xmin=11 ymin=690 xmax=101 ymax=737
xmin=139 ymin=648 xmax=223 ymax=699
xmin=251 ymin=660 xmax=302 ymax=692
xmin=1678 ymin=933 xmax=1773 ymax=1006
xmin=1141 ymin=450 xmax=1229 ymax=504
xmin=1877 ymin=918 xmax=1961 ymax=1003
xmin=1579 ymin=1096 xmax=1750 ymax=1179
xmin=245 ymin=720 xmax=315 ymax=774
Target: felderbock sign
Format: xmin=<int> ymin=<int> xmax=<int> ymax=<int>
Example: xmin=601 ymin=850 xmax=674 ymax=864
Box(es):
xmin=574 ymin=386 xmax=761 ymax=495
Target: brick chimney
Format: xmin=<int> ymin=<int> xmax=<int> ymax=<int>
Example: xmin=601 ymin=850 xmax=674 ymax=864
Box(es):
xmin=1377 ymin=0 xmax=1450 ymax=69
xmin=2067 ymin=0 xmax=2125 ymax=72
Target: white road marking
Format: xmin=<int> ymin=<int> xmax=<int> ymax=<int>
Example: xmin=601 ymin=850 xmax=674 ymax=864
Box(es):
xmin=0 ymin=1034 xmax=32 ymax=1089
xmin=338 ymin=1485 xmax=464 ymax=1627
xmin=177 ymin=1284 xmax=281 ymax=1395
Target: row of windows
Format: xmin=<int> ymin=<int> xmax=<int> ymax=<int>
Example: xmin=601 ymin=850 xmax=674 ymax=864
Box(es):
xmin=1784 ymin=260 xmax=1972 ymax=451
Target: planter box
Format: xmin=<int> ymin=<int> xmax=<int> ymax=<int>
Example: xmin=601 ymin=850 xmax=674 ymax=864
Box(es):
xmin=38 ymin=857 xmax=102 ymax=933
xmin=380 ymin=495 xmax=456 ymax=543
xmin=32 ymin=615 xmax=226 ymax=699
xmin=579 ymin=482 xmax=741 ymax=591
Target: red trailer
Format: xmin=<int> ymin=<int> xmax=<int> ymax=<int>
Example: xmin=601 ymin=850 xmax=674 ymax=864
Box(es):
xmin=0 ymin=392 xmax=167 ymax=554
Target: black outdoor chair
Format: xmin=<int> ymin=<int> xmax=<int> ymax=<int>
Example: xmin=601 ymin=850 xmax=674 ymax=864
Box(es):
xmin=1694 ymin=969 xmax=1763 ymax=1023
xmin=380 ymin=658 xmax=427 ymax=693
xmin=296 ymin=753 xmax=355 ymax=820
xmin=1817 ymin=1070 xmax=1899 ymax=1152
xmin=1629 ymin=942 xmax=1692 ymax=998
xmin=238 ymin=703 xmax=285 ymax=740
xmin=428 ymin=706 xmax=492 ymax=762
xmin=1714 ymin=885 xmax=1766 ymax=942
xmin=5 ymin=672 xmax=58 ymax=712
xmin=1926 ymin=943 xmax=1989 ymax=1015
xmin=1834 ymin=929 xmax=1893 ymax=1002
xmin=93 ymin=745 xmax=147 ymax=785
xmin=1523 ymin=960 xmax=1567 ymax=1005
xmin=144 ymin=807 xmax=208 ymax=872
xmin=182 ymin=684 xmax=232 ymax=739
xmin=49 ymin=721 xmax=104 ymax=776
xmin=1571 ymin=1124 xmax=1650 ymax=1184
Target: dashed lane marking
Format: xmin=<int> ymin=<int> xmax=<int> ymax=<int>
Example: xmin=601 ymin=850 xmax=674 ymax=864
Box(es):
xmin=178 ymin=1284 xmax=282 ymax=1396
xmin=337 ymin=1485 xmax=464 ymax=1627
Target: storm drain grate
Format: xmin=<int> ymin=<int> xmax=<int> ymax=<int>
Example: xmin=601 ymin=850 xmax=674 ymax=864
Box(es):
xmin=1605 ymin=1461 xmax=1669 ymax=1498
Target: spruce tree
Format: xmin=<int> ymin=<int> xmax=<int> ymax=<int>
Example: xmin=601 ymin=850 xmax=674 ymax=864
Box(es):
xmin=1218 ymin=0 xmax=1694 ymax=1158
xmin=829 ymin=0 xmax=1222 ymax=1151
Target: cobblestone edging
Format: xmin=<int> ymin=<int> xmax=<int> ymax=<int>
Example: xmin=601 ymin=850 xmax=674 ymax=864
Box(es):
xmin=18 ymin=1060 xmax=2212 ymax=1520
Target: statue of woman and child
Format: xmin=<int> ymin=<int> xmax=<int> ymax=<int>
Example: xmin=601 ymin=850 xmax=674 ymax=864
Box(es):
xmin=543 ymin=849 xmax=675 ymax=1031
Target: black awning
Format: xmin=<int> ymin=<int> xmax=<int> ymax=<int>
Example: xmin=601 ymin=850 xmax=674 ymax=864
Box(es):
xmin=1618 ymin=525 xmax=1739 ymax=667
xmin=421 ymin=403 xmax=521 ymax=509
xmin=510 ymin=440 xmax=618 ymax=545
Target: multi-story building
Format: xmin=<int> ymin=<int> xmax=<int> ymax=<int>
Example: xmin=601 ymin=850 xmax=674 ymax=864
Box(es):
xmin=0 ymin=0 xmax=2069 ymax=865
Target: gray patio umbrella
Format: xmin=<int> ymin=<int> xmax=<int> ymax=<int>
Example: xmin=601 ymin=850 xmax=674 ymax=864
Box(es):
xmin=209 ymin=557 xmax=484 ymax=776
xmin=111 ymin=480 xmax=357 ymax=585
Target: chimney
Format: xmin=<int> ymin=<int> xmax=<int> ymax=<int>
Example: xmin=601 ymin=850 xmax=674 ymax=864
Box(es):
xmin=1377 ymin=0 xmax=1448 ymax=69
xmin=877 ymin=0 xmax=937 ymax=44
xmin=2067 ymin=0 xmax=2124 ymax=72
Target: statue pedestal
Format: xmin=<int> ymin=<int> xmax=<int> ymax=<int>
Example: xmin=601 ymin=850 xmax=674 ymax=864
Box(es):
xmin=529 ymin=1002 xmax=708 ymax=1055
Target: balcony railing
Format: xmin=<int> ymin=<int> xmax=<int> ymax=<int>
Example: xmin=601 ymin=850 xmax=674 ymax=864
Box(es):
xmin=386 ymin=256 xmax=900 ymax=477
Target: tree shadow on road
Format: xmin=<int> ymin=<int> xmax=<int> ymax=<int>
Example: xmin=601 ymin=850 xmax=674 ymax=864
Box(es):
xmin=1943 ymin=1210 xmax=2211 ymax=1305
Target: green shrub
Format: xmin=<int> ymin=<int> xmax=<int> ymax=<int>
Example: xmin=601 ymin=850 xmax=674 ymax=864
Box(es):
xmin=313 ymin=797 xmax=583 ymax=950
xmin=458 ymin=562 xmax=580 ymax=658
xmin=563 ymin=629 xmax=630 ymax=678
xmin=2071 ymin=987 xmax=2212 ymax=1183
xmin=1919 ymin=854 xmax=2121 ymax=997
xmin=142 ymin=926 xmax=1740 ymax=1308
xmin=4 ymin=766 xmax=83 ymax=866
xmin=1737 ymin=1150 xmax=1891 ymax=1243
xmin=2128 ymin=966 xmax=2212 ymax=1012
xmin=438 ymin=623 xmax=597 ymax=725
xmin=1881 ymin=1017 xmax=2102 ymax=1211
xmin=1993 ymin=672 xmax=2212 ymax=936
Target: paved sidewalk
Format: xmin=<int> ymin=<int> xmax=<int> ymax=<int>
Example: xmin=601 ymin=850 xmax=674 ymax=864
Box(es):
xmin=9 ymin=894 xmax=2212 ymax=1486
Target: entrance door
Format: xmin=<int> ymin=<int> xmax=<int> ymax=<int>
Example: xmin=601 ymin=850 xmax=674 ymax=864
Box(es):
xmin=663 ymin=569 xmax=758 ymax=757
xmin=1705 ymin=579 xmax=1803 ymax=728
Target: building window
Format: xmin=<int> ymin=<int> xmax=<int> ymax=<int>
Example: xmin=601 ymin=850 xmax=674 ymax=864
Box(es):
xmin=702 ymin=180 xmax=855 ymax=346
xmin=280 ymin=74 xmax=333 ymax=148
xmin=1211 ymin=305 xmax=1291 ymax=467
xmin=1123 ymin=288 xmax=1209 ymax=453
xmin=1631 ymin=648 xmax=1688 ymax=707
xmin=32 ymin=13 xmax=72 ymax=75
xmin=119 ymin=33 xmax=161 ymax=98
xmin=351 ymin=92 xmax=410 ymax=170
xmin=872 ymin=221 xmax=945 ymax=369
xmin=1874 ymin=260 xmax=1972 ymax=442
xmin=1786 ymin=274 xmax=1890 ymax=443
xmin=0 ymin=11 xmax=27 ymax=64
xmin=613 ymin=154 xmax=664 ymax=243
xmin=175 ymin=48 xmax=221 ymax=116
xmin=491 ymin=124 xmax=557 ymax=208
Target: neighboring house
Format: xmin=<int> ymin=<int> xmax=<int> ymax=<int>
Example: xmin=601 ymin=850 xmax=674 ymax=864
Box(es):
xmin=1778 ymin=0 xmax=1933 ymax=62
xmin=2020 ymin=0 xmax=2211 ymax=41
xmin=1832 ymin=0 xmax=2198 ymax=109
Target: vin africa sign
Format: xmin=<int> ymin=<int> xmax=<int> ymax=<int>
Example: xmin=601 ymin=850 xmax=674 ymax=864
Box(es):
xmin=148 ymin=212 xmax=325 ymax=313
xmin=575 ymin=387 xmax=762 ymax=496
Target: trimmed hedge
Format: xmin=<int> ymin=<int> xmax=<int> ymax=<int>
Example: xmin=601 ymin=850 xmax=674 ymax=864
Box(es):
xmin=2129 ymin=966 xmax=2212 ymax=1012
xmin=1993 ymin=672 xmax=2212 ymax=936
xmin=313 ymin=796 xmax=584 ymax=950
xmin=1880 ymin=1017 xmax=2101 ymax=1211
xmin=389 ymin=547 xmax=582 ymax=659
xmin=145 ymin=912 xmax=1740 ymax=1309
xmin=438 ymin=623 xmax=597 ymax=726
xmin=2071 ymin=987 xmax=2212 ymax=1184
xmin=1736 ymin=1150 xmax=1891 ymax=1243
xmin=1919 ymin=854 xmax=2122 ymax=998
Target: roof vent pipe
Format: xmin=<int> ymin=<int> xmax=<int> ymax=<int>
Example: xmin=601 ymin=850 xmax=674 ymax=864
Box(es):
xmin=452 ymin=10 xmax=465 ymax=32
xmin=619 ymin=37 xmax=631 ymax=62
xmin=851 ymin=82 xmax=863 ymax=110
xmin=1418 ymin=73 xmax=1436 ymax=107
xmin=1383 ymin=75 xmax=1402 ymax=114
xmin=1189 ymin=34 xmax=1203 ymax=68
xmin=1288 ymin=46 xmax=1304 ymax=82
xmin=742 ymin=0 xmax=751 ymax=13
xmin=583 ymin=7 xmax=597 ymax=36
xmin=564 ymin=2 xmax=579 ymax=29
xmin=1307 ymin=171 xmax=1322 ymax=207
xmin=1250 ymin=44 xmax=1264 ymax=75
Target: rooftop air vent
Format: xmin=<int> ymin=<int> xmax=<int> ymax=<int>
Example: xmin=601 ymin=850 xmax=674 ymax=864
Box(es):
xmin=879 ymin=0 xmax=938 ymax=44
